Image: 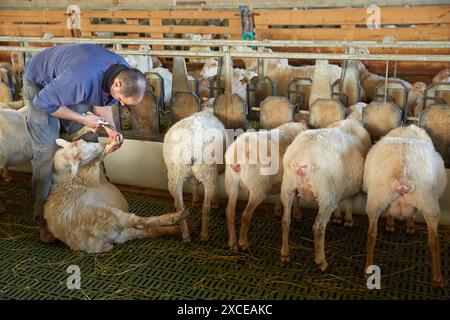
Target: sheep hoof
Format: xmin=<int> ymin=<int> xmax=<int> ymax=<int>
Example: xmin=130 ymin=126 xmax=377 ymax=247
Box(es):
xmin=228 ymin=242 xmax=238 ymax=252
xmin=273 ymin=205 xmax=282 ymax=217
xmin=406 ymin=226 xmax=415 ymax=235
xmin=200 ymin=233 xmax=209 ymax=241
xmin=433 ymin=276 xmax=445 ymax=288
xmin=386 ymin=225 xmax=395 ymax=232
xmin=332 ymin=216 xmax=342 ymax=225
xmin=211 ymin=199 xmax=219 ymax=209
xmin=281 ymin=255 xmax=291 ymax=265
xmin=344 ymin=219 xmax=354 ymax=228
xmin=315 ymin=259 xmax=328 ymax=272
xmin=238 ymin=242 xmax=250 ymax=252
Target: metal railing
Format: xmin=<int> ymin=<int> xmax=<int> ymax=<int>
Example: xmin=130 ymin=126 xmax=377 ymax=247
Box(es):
xmin=0 ymin=36 xmax=450 ymax=62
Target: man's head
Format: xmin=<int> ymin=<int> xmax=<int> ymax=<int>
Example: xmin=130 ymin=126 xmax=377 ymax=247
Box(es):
xmin=110 ymin=68 xmax=147 ymax=106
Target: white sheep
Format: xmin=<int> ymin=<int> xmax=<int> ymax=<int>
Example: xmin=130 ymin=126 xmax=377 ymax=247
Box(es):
xmin=153 ymin=67 xmax=173 ymax=105
xmin=163 ymin=110 xmax=226 ymax=241
xmin=0 ymin=106 xmax=31 ymax=182
xmin=363 ymin=125 xmax=447 ymax=287
xmin=346 ymin=102 xmax=368 ymax=121
xmin=224 ymin=122 xmax=307 ymax=251
xmin=189 ymin=34 xmax=213 ymax=64
xmin=44 ymin=138 xmax=184 ymax=253
xmin=231 ymin=46 xmax=342 ymax=97
xmin=432 ymin=68 xmax=450 ymax=83
xmin=200 ymin=58 xmax=257 ymax=104
xmin=280 ymin=119 xmax=371 ymax=270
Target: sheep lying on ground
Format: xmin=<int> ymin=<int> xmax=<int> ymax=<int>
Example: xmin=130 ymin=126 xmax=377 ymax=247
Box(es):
xmin=224 ymin=122 xmax=307 ymax=251
xmin=0 ymin=106 xmax=31 ymax=182
xmin=280 ymin=119 xmax=371 ymax=270
xmin=163 ymin=110 xmax=226 ymax=241
xmin=44 ymin=138 xmax=184 ymax=253
xmin=363 ymin=125 xmax=447 ymax=287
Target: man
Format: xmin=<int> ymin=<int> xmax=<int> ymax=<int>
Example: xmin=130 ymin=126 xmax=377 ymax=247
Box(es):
xmin=23 ymin=43 xmax=147 ymax=242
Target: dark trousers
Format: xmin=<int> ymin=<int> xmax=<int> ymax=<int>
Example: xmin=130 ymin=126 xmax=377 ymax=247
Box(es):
xmin=23 ymin=79 xmax=98 ymax=225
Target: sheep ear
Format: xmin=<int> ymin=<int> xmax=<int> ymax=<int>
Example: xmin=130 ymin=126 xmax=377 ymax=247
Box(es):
xmin=55 ymin=138 xmax=70 ymax=148
xmin=70 ymin=161 xmax=80 ymax=178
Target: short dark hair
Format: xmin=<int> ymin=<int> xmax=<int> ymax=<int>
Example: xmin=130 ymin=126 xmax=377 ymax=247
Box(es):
xmin=117 ymin=68 xmax=147 ymax=98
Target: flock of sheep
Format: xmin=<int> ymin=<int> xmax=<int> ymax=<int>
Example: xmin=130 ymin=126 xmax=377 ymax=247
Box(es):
xmin=0 ymin=44 xmax=449 ymax=288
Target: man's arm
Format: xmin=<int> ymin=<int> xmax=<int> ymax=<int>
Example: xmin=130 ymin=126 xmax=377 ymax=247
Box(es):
xmin=51 ymin=106 xmax=102 ymax=129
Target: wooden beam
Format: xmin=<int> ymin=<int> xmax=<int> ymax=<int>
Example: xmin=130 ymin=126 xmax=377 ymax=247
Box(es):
xmin=81 ymin=24 xmax=242 ymax=35
xmin=254 ymin=5 xmax=450 ymax=25
xmin=256 ymin=25 xmax=450 ymax=41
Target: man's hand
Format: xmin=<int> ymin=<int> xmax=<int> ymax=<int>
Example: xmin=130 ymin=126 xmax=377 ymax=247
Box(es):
xmin=81 ymin=114 xmax=103 ymax=129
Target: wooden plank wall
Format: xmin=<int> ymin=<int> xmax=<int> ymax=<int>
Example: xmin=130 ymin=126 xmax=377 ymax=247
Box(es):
xmin=0 ymin=6 xmax=449 ymax=78
xmin=253 ymin=5 xmax=450 ymax=79
xmin=254 ymin=6 xmax=450 ymax=41
xmin=0 ymin=9 xmax=242 ymax=41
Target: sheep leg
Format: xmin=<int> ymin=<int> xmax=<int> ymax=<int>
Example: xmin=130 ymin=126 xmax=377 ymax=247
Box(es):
xmin=2 ymin=167 xmax=12 ymax=183
xmin=365 ymin=213 xmax=379 ymax=278
xmin=200 ymin=180 xmax=215 ymax=241
xmin=313 ymin=206 xmax=334 ymax=271
xmin=331 ymin=207 xmax=342 ymax=224
xmin=225 ymin=172 xmax=240 ymax=251
xmin=344 ymin=199 xmax=353 ymax=228
xmin=238 ymin=192 xmax=265 ymax=252
xmin=116 ymin=226 xmax=181 ymax=243
xmin=168 ymin=173 xmax=190 ymax=242
xmin=280 ymin=184 xmax=296 ymax=265
xmin=273 ymin=199 xmax=282 ymax=217
xmin=386 ymin=215 xmax=395 ymax=232
xmin=122 ymin=211 xmax=184 ymax=229
xmin=406 ymin=213 xmax=415 ymax=235
xmin=293 ymin=197 xmax=302 ymax=220
xmin=211 ymin=194 xmax=219 ymax=209
xmin=191 ymin=177 xmax=201 ymax=206
xmin=422 ymin=209 xmax=444 ymax=287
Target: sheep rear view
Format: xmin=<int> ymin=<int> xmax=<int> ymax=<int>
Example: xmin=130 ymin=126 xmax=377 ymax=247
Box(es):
xmin=224 ymin=122 xmax=307 ymax=252
xmin=280 ymin=119 xmax=371 ymax=271
xmin=44 ymin=139 xmax=184 ymax=253
xmin=163 ymin=110 xmax=226 ymax=242
xmin=363 ymin=125 xmax=447 ymax=287
xmin=0 ymin=106 xmax=32 ymax=182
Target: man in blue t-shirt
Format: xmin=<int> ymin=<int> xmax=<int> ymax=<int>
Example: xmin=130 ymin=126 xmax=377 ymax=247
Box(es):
xmin=24 ymin=43 xmax=147 ymax=242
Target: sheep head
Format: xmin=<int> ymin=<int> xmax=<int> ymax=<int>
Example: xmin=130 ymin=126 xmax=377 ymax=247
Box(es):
xmin=54 ymin=139 xmax=104 ymax=178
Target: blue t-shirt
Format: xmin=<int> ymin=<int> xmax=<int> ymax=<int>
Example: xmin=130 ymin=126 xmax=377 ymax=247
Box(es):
xmin=25 ymin=44 xmax=129 ymax=113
